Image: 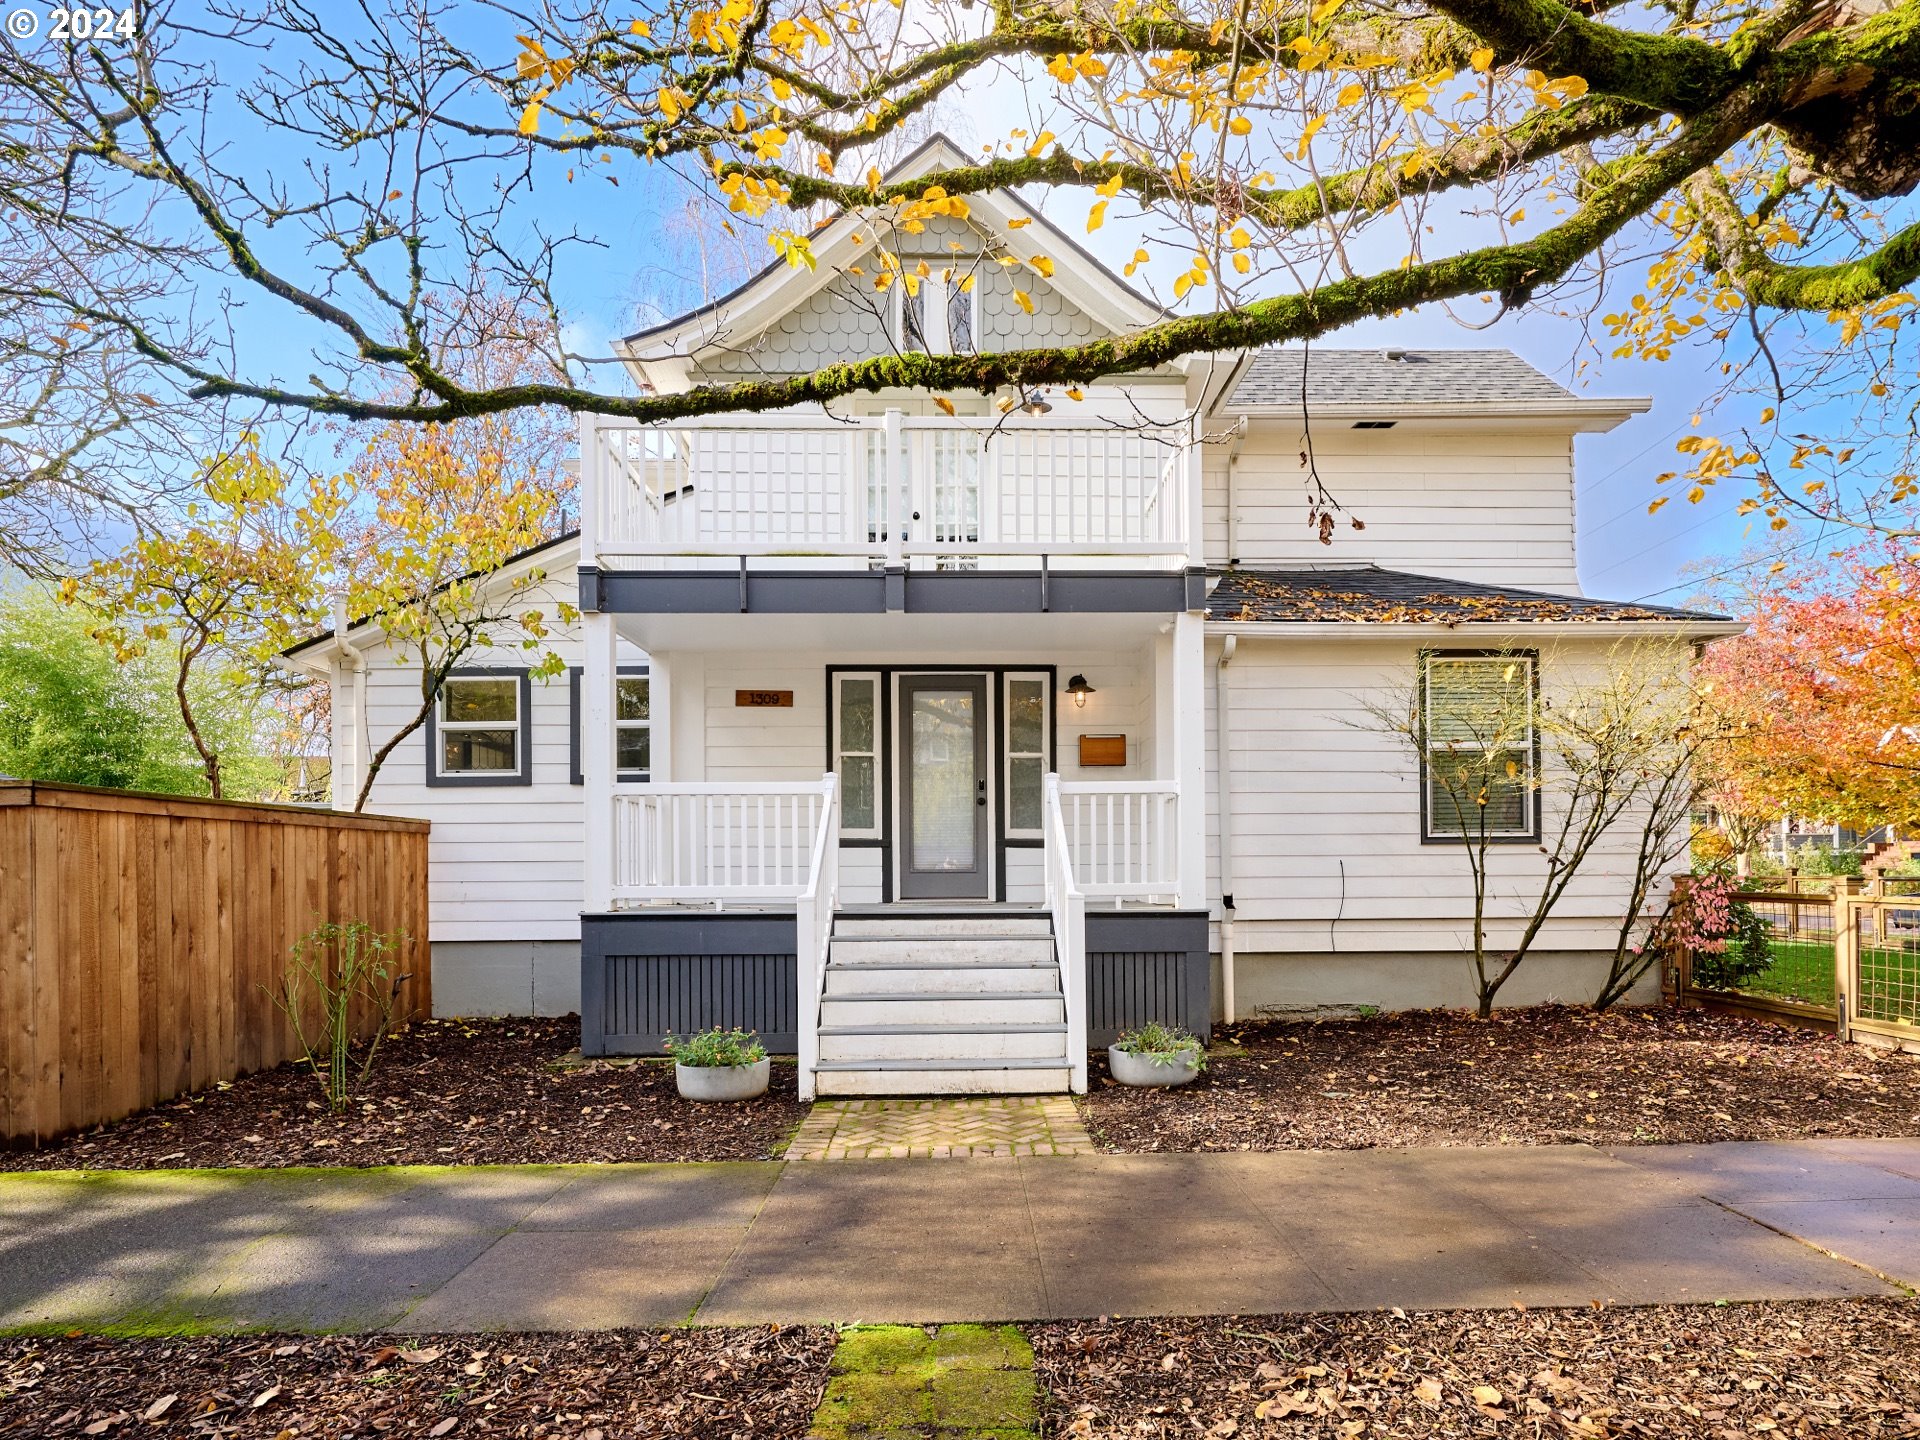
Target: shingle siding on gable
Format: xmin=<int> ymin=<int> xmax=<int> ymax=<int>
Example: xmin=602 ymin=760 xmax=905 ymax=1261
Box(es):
xmin=1225 ymin=349 xmax=1577 ymax=410
xmin=693 ymin=272 xmax=893 ymax=379
xmin=690 ymin=218 xmax=1107 ymax=381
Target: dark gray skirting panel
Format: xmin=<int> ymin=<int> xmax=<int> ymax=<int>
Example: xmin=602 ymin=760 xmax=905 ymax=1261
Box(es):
xmin=579 ymin=906 xmax=1208 ymax=1056
xmin=580 ymin=911 xmax=798 ymax=1056
xmin=1084 ymin=909 xmax=1212 ymax=1048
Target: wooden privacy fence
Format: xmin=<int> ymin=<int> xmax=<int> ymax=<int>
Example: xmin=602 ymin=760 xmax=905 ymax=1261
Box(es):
xmin=1 ymin=780 xmax=430 ymax=1145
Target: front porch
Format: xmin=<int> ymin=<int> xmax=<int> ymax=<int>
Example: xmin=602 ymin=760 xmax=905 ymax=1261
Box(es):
xmin=573 ymin=613 xmax=1210 ymax=1097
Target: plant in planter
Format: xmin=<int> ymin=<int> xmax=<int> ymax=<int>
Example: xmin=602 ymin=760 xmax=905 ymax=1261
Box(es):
xmin=1108 ymin=1022 xmax=1206 ymax=1088
xmin=665 ymin=1027 xmax=770 ymax=1101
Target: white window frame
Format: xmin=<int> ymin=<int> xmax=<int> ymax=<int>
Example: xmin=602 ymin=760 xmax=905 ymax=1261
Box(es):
xmin=1420 ymin=652 xmax=1538 ymax=843
xmin=834 ymin=670 xmax=883 ymax=840
xmin=1003 ymin=671 xmax=1051 ymax=841
xmin=893 ymin=274 xmax=980 ymax=355
xmin=431 ymin=670 xmax=530 ymax=785
xmin=614 ymin=674 xmax=652 ymax=783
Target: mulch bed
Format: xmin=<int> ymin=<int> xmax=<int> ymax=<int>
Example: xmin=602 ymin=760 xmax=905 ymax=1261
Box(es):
xmin=1033 ymin=1300 xmax=1920 ymax=1437
xmin=1 ymin=1019 xmax=809 ymax=1171
xmin=0 ymin=1326 xmax=834 ymax=1439
xmin=1079 ymin=1005 xmax=1920 ymax=1152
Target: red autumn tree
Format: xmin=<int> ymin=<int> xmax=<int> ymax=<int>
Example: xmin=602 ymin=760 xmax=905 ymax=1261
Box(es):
xmin=1697 ymin=541 xmax=1920 ymax=834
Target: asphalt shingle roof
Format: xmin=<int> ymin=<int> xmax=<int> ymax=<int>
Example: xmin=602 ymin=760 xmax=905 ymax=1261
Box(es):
xmin=1223 ymin=348 xmax=1578 ymax=410
xmin=1206 ymin=567 xmax=1725 ymax=625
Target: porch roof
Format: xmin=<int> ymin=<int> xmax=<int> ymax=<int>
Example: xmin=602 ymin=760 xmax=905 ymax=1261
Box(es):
xmin=1205 ymin=567 xmax=1729 ymax=626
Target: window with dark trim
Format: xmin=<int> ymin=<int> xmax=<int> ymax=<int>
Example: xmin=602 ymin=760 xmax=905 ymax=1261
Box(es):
xmin=1420 ymin=651 xmax=1539 ymax=842
xmin=427 ymin=669 xmax=532 ymax=787
xmin=568 ymin=665 xmax=651 ymax=785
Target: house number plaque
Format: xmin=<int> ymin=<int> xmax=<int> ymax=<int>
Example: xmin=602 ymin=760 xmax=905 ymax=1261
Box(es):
xmin=735 ymin=689 xmax=794 ymax=708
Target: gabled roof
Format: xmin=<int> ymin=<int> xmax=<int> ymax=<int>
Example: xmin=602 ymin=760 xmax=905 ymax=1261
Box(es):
xmin=619 ymin=134 xmax=1164 ymax=382
xmin=1206 ymin=567 xmax=1729 ymax=627
xmin=1214 ymin=348 xmax=1649 ymax=426
xmin=278 ymin=530 xmax=582 ymax=667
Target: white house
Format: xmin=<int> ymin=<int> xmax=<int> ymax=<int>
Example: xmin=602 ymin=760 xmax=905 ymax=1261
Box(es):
xmin=284 ymin=136 xmax=1738 ymax=1098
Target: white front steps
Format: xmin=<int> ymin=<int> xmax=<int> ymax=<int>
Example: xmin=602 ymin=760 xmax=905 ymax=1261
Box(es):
xmin=813 ymin=911 xmax=1071 ymax=1096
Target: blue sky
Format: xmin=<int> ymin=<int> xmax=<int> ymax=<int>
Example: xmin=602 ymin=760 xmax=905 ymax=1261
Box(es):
xmin=112 ymin=6 xmax=1781 ymax=610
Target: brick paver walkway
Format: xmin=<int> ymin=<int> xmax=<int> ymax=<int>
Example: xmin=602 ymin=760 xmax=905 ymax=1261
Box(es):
xmin=786 ymin=1098 xmax=1094 ymax=1160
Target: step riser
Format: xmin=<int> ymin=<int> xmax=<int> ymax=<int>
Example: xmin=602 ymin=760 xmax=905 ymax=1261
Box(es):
xmin=830 ymin=939 xmax=1056 ymax=966
xmin=818 ymin=1031 xmax=1068 ymax=1063
xmin=815 ymin=1068 xmax=1073 ymax=1097
xmin=834 ymin=917 xmax=1053 ymax=939
xmin=819 ymin=997 xmax=1064 ymax=1027
xmin=824 ymin=967 xmax=1060 ymax=997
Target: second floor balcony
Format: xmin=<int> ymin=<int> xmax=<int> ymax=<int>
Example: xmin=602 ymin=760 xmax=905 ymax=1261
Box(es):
xmin=580 ymin=410 xmax=1199 ymax=574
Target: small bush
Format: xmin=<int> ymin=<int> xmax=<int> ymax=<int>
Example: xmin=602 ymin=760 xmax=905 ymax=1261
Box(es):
xmin=271 ymin=919 xmax=411 ymax=1111
xmin=1112 ymin=1022 xmax=1205 ymax=1070
xmin=665 ymin=1027 xmax=766 ymax=1067
xmin=1688 ymin=893 xmax=1776 ymax=991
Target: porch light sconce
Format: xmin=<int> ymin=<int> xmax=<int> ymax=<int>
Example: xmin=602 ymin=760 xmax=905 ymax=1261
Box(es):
xmin=1020 ymin=389 xmax=1052 ymax=416
xmin=1066 ymin=674 xmax=1095 ymax=708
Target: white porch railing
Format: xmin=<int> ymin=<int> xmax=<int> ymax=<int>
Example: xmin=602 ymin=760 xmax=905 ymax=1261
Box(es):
xmin=795 ymin=773 xmax=840 ymax=1102
xmin=585 ymin=411 xmax=1191 ymax=565
xmin=611 ymin=779 xmax=835 ymax=904
xmin=1058 ymin=781 xmax=1181 ymax=903
xmin=1042 ymin=774 xmax=1090 ymax=1094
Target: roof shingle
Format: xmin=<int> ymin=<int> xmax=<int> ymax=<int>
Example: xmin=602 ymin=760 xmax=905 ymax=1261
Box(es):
xmin=1223 ymin=348 xmax=1577 ymax=410
xmin=1205 ymin=567 xmax=1725 ymax=625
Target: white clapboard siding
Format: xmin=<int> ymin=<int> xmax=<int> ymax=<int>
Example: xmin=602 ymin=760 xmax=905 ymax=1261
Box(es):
xmin=342 ymin=576 xmax=649 ymax=943
xmin=1205 ymin=425 xmax=1580 ymax=589
xmin=1206 ymin=634 xmax=1686 ymax=954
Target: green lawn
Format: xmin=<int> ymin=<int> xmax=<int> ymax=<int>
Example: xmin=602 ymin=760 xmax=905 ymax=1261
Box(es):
xmin=1701 ymin=931 xmax=1920 ymax=1025
xmin=1720 ymin=937 xmax=1837 ymax=1010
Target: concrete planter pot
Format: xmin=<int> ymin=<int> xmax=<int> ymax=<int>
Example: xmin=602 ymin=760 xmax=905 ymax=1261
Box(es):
xmin=1108 ymin=1045 xmax=1201 ymax=1088
xmin=674 ymin=1057 xmax=770 ymax=1102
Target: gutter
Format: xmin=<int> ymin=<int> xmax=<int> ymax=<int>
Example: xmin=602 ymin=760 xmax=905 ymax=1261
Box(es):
xmin=1200 ymin=618 xmax=1746 ymax=640
xmin=1215 ymin=632 xmax=1238 ymax=1024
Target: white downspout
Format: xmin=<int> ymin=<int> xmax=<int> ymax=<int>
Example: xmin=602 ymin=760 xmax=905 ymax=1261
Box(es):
xmin=1224 ymin=417 xmax=1248 ymax=566
xmin=1215 ymin=632 xmax=1238 ymax=1023
xmin=329 ymin=593 xmax=365 ymax=812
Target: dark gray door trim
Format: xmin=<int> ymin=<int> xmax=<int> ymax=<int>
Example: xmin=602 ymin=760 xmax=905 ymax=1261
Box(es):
xmin=898 ymin=673 xmax=991 ymax=900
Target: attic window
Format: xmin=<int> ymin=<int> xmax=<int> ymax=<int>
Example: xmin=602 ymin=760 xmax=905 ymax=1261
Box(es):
xmin=895 ymin=275 xmax=978 ymax=355
xmin=1352 ymin=420 xmax=1398 ymax=429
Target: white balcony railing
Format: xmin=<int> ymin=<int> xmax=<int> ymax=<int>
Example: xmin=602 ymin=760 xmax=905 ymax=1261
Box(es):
xmin=611 ymin=779 xmax=836 ymax=904
xmin=1058 ymin=780 xmax=1181 ymax=903
xmin=583 ymin=411 xmax=1193 ymax=566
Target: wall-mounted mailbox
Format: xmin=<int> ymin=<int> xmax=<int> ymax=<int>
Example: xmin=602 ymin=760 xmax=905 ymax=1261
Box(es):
xmin=1078 ymin=734 xmax=1127 ymax=767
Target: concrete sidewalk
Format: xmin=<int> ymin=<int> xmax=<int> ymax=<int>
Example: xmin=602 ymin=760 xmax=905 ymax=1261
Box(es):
xmin=4 ymin=1138 xmax=1917 ymax=1334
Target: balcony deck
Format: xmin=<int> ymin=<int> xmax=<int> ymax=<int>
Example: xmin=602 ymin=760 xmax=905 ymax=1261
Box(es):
xmin=579 ymin=410 xmax=1200 ymax=576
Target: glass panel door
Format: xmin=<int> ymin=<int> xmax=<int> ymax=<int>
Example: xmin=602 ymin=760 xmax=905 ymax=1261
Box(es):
xmin=899 ymin=674 xmax=990 ymax=899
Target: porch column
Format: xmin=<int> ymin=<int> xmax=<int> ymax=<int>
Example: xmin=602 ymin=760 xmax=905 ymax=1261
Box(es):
xmin=1155 ymin=611 xmax=1208 ymax=909
xmin=581 ymin=609 xmax=617 ymax=913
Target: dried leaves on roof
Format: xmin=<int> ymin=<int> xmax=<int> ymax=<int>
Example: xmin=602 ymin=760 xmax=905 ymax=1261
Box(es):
xmin=1206 ymin=569 xmax=1716 ymax=626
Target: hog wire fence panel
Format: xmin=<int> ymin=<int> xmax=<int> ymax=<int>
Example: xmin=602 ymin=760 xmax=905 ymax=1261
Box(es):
xmin=1699 ymin=890 xmax=1839 ymax=1014
xmin=1844 ymin=898 xmax=1920 ymax=1040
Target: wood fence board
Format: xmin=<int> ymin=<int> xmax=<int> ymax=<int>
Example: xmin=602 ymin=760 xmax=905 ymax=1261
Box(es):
xmin=0 ymin=782 xmax=429 ymax=1146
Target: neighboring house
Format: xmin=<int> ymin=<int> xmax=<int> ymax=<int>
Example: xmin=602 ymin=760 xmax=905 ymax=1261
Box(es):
xmin=284 ymin=135 xmax=1740 ymax=1097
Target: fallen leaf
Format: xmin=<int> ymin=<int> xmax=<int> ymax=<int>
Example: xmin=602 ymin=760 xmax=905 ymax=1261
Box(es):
xmin=1472 ymin=1384 xmax=1505 ymax=1407
xmin=429 ymin=1419 xmax=459 ymax=1437
xmin=251 ymin=1386 xmax=281 ymax=1409
xmin=400 ymin=1347 xmax=444 ymax=1365
xmin=1414 ymin=1378 xmax=1443 ymax=1406
xmin=142 ymin=1396 xmax=178 ymax=1421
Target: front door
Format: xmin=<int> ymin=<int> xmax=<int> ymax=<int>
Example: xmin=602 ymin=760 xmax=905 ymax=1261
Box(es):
xmin=898 ymin=674 xmax=991 ymax=899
